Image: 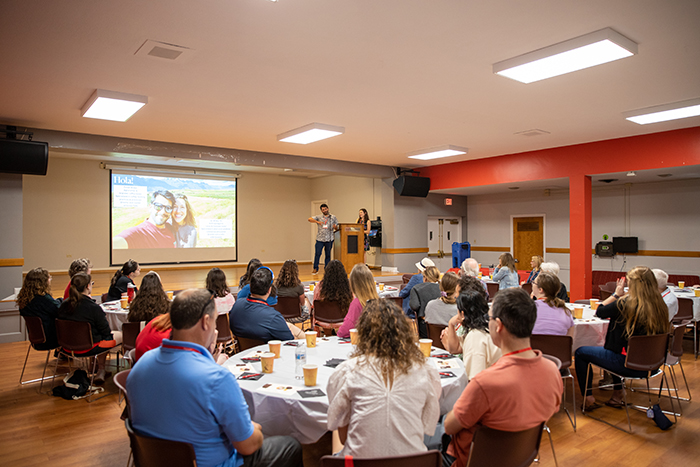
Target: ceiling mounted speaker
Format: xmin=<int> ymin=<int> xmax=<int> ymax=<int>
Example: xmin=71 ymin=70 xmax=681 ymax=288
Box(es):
xmin=0 ymin=139 xmax=49 ymax=175
xmin=393 ymin=175 xmax=430 ymax=197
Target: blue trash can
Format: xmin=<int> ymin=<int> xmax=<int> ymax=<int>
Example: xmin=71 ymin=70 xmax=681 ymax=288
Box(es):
xmin=451 ymin=242 xmax=471 ymax=269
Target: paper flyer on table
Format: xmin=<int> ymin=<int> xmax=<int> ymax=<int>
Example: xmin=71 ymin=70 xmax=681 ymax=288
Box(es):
xmin=257 ymin=383 xmax=303 ymax=395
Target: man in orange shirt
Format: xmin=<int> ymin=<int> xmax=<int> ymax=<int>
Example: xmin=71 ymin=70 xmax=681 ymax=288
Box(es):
xmin=443 ymin=288 xmax=562 ymax=467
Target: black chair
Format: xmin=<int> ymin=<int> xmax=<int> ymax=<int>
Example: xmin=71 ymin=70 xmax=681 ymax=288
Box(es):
xmin=19 ymin=316 xmax=63 ymax=393
xmin=466 ymin=422 xmax=551 ymax=467
xmin=216 ymin=313 xmax=236 ymax=353
xmin=530 ymin=334 xmax=576 ymax=431
xmin=313 ymin=299 xmax=345 ymax=333
xmin=320 ymin=450 xmax=441 ymax=467
xmin=521 ymin=282 xmax=532 ymax=296
xmin=426 ymin=323 xmax=446 ymax=350
xmin=486 ymin=283 xmax=499 ymax=301
xmin=236 ymin=336 xmax=266 ymax=352
xmin=125 ymin=418 xmax=197 ymax=467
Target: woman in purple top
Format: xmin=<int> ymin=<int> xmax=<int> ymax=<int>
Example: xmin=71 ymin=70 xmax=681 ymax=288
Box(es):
xmin=337 ymin=264 xmax=379 ymax=338
xmin=531 ymin=272 xmax=574 ymax=336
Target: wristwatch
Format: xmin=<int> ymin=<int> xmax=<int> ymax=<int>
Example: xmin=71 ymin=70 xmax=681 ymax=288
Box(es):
xmin=612 ymin=293 xmax=620 ymax=299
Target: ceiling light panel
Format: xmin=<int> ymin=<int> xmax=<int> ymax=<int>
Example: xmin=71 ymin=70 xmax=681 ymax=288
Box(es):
xmin=408 ymin=145 xmax=468 ymax=161
xmin=493 ymin=28 xmax=637 ymax=84
xmin=81 ymin=89 xmax=147 ymax=122
xmin=624 ymin=98 xmax=700 ymax=125
xmin=277 ymin=123 xmax=345 ymax=144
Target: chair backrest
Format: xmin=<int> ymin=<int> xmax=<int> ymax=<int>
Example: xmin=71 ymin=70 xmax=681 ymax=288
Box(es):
xmin=274 ymin=296 xmax=303 ymax=320
xmin=402 ymin=273 xmax=414 ymax=284
xmin=599 ymin=290 xmax=612 ymax=301
xmin=530 ymin=334 xmax=573 ymax=370
xmin=114 ymin=369 xmax=130 ymax=395
xmin=521 ymin=282 xmax=532 ymax=295
xmin=236 ymin=336 xmax=267 ymax=351
xmin=125 ymin=418 xmax=197 ymax=467
xmin=601 ymin=281 xmax=617 ymax=292
xmin=466 ymin=422 xmax=544 ymax=467
xmin=386 ymin=296 xmax=404 ymax=309
xmin=23 ymin=315 xmax=47 ymax=346
xmin=426 ymin=323 xmax=446 ymax=350
xmin=314 ymin=300 xmax=345 ymax=324
xmin=573 ymin=299 xmax=590 ymax=305
xmin=122 ymin=321 xmax=141 ymax=352
xmin=673 ymin=298 xmax=693 ymax=323
xmin=216 ymin=313 xmax=233 ymax=344
xmin=670 ymin=324 xmax=686 ymax=359
xmin=320 ymin=450 xmax=441 ymax=467
xmin=486 ymin=283 xmax=499 ymax=301
xmin=625 ymin=333 xmax=669 ymax=372
xmin=100 ymin=293 xmax=110 ymax=304
xmin=55 ymin=319 xmax=94 ymax=352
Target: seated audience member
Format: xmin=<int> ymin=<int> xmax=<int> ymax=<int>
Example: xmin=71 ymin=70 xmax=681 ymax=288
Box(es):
xmin=652 ymin=268 xmax=679 ymax=321
xmin=17 ymin=267 xmax=60 ymax=349
xmin=539 ymin=261 xmax=569 ymax=302
xmin=524 ymin=255 xmax=543 ymax=285
xmin=230 ymin=267 xmax=302 ymax=341
xmin=575 ymin=266 xmax=670 ymax=410
xmin=442 ymin=276 xmax=491 ymax=356
xmin=275 ymin=260 xmax=310 ymax=322
xmin=313 ymin=259 xmax=353 ymax=317
xmin=58 ymin=273 xmax=122 ymax=383
xmin=206 ymin=267 xmax=235 ymax=314
xmin=399 ymin=258 xmax=434 ymax=315
xmin=337 ymin=264 xmax=379 ymax=338
xmin=106 ymin=259 xmax=141 ymax=302
xmin=127 ymin=289 xmax=303 ymax=467
xmin=410 ymin=265 xmax=441 ymax=337
xmin=531 ymin=272 xmax=574 ymax=336
xmin=443 ymin=288 xmax=562 ymax=467
xmin=425 ymin=272 xmax=459 ymax=326
xmin=459 ymin=258 xmax=488 ymax=293
xmin=328 ymin=299 xmax=441 ymax=457
xmin=237 ymin=259 xmax=278 ymax=306
xmin=492 ymin=252 xmax=519 ymax=289
xmin=127 ymin=271 xmax=170 ymax=323
xmin=63 ymin=258 xmax=92 ymax=299
xmin=134 ymin=313 xmax=172 ymax=362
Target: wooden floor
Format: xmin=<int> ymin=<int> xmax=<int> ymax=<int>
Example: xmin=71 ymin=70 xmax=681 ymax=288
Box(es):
xmin=3 ymin=338 xmax=700 ymax=466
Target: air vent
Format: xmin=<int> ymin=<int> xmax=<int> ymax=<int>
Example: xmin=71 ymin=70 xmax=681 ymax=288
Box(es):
xmin=515 ymin=129 xmax=550 ymax=137
xmin=135 ymin=40 xmax=192 ymax=61
xmin=598 ymin=179 xmax=619 ymax=184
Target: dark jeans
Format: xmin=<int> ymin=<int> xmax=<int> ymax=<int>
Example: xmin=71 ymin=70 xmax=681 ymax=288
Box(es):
xmin=574 ymin=345 xmax=649 ymax=396
xmin=313 ymin=240 xmax=333 ymax=269
xmin=242 ymin=436 xmax=303 ymax=467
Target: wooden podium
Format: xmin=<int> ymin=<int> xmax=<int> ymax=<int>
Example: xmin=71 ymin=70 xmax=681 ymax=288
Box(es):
xmin=334 ymin=223 xmax=365 ymax=270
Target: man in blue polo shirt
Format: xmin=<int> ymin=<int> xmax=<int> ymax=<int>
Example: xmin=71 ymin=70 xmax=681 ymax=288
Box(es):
xmin=229 ymin=267 xmax=296 ymax=341
xmin=127 ymin=289 xmax=302 ymax=467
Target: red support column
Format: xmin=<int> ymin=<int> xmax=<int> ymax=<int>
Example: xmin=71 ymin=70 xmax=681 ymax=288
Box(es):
xmin=569 ymin=175 xmax=592 ymax=301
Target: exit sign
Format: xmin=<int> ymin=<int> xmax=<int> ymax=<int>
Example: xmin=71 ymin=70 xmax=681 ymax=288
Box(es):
xmin=444 ymin=198 xmax=452 ymax=206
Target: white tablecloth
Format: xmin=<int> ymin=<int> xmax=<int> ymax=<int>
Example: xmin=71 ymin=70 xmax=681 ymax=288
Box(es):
xmin=669 ymin=286 xmax=700 ymax=320
xmin=101 ymin=301 xmax=128 ymax=331
xmin=223 ymin=336 xmax=467 ymax=444
xmin=304 ymin=286 xmax=399 ymax=305
xmin=566 ymin=304 xmax=609 ymax=351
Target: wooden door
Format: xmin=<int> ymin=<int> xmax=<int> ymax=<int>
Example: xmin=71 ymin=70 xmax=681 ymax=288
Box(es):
xmin=513 ymin=216 xmax=543 ymax=269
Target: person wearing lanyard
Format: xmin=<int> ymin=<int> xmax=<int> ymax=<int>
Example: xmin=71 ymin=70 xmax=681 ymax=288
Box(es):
xmin=442 ymin=288 xmax=562 ymax=467
xmin=308 ymin=204 xmax=339 ymax=274
xmin=127 ymin=289 xmax=303 ymax=467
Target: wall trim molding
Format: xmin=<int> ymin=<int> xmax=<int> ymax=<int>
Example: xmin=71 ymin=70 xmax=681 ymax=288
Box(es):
xmin=471 ymin=246 xmax=510 ymax=252
xmin=0 ymin=258 xmax=24 ymax=267
xmin=383 ymin=248 xmax=430 ymax=254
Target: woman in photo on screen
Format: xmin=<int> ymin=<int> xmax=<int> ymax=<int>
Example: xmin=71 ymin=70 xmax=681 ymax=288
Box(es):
xmin=172 ymin=194 xmax=198 ymax=248
xmin=206 ymin=267 xmax=235 ymax=314
xmin=127 ymin=271 xmax=170 ymax=323
xmin=357 ymin=208 xmax=371 ymax=251
xmin=106 ymin=259 xmax=140 ymax=302
xmin=327 ymin=299 xmax=441 ymax=458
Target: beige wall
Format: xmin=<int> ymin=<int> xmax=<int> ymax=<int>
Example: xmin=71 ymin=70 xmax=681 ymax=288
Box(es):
xmin=310 ymin=175 xmax=377 ymax=223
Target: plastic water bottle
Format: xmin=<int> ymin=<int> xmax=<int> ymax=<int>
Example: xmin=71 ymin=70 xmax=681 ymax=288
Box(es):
xmin=295 ymin=342 xmax=307 ymax=376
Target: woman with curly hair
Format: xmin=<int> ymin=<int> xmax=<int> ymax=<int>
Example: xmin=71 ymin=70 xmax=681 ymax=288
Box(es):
xmin=313 ymin=259 xmax=353 ymax=316
xmin=206 ymin=267 xmax=235 ymax=314
xmin=337 ymin=263 xmax=379 ymax=338
xmin=106 ymin=259 xmax=140 ymax=302
xmin=237 ymin=258 xmax=277 ymax=305
xmin=327 ymin=299 xmax=441 ymax=457
xmin=17 ymin=267 xmax=60 ymax=349
xmin=172 ymin=193 xmax=198 ymax=248
xmin=275 ymin=260 xmax=310 ymax=322
xmin=127 ymin=271 xmax=170 ymax=323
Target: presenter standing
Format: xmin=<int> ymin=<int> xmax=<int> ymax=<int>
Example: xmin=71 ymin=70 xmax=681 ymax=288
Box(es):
xmin=308 ymin=204 xmax=339 ymax=274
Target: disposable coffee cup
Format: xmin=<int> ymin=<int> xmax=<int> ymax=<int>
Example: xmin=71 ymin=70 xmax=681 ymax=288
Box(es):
xmin=350 ymin=328 xmax=358 ymax=345
xmin=573 ymin=307 xmax=584 ymax=319
xmin=309 ymin=283 xmax=315 ymax=292
xmin=305 ymin=331 xmax=317 ymax=348
xmin=167 ymin=291 xmax=174 ymax=300
xmin=303 ymin=364 xmax=318 ymax=386
xmin=379 ymin=283 xmax=385 ymax=291
xmin=261 ymin=352 xmax=276 ymax=373
xmin=591 ymin=301 xmax=600 ymax=311
xmin=120 ymin=297 xmax=128 ymax=309
xmin=678 ymin=281 xmax=685 ymax=289
xmin=268 ymin=340 xmax=282 ymax=358
xmin=694 ymin=289 xmax=700 ymax=297
xmin=419 ymin=338 xmax=432 ymax=357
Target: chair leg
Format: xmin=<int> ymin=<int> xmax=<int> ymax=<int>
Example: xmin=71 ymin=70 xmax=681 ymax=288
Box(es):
xmin=544 ymin=424 xmax=558 ymax=467
xmin=678 ymin=360 xmax=692 ymax=401
xmin=19 ymin=343 xmax=31 ymax=384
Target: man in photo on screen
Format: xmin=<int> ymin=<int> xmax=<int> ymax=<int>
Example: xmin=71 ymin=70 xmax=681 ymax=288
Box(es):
xmin=113 ymin=190 xmax=177 ymax=249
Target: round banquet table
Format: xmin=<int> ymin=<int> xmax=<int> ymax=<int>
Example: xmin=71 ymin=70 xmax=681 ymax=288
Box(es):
xmin=222 ymin=336 xmax=467 ymax=444
xmin=566 ymin=303 xmax=609 ymax=351
xmin=669 ymin=285 xmax=700 ymax=320
xmin=101 ymin=301 xmax=128 ymax=331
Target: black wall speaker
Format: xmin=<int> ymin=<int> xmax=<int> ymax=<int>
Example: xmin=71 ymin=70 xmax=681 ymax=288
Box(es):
xmin=393 ymin=175 xmax=430 ymax=197
xmin=0 ymin=139 xmax=49 ymax=175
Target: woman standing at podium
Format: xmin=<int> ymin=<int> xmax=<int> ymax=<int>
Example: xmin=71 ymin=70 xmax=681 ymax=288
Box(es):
xmin=357 ymin=208 xmax=371 ymax=252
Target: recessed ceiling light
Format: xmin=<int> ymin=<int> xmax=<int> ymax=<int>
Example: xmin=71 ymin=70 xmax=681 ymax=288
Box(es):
xmin=81 ymin=89 xmax=147 ymax=122
xmin=624 ymin=98 xmax=700 ymax=125
xmin=277 ymin=123 xmax=345 ymax=144
xmin=407 ymin=145 xmax=468 ymax=161
xmin=493 ymin=28 xmax=637 ymax=84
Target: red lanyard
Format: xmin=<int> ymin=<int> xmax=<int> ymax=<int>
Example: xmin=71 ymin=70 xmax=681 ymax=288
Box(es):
xmin=247 ymin=297 xmax=269 ymax=306
xmin=503 ymin=347 xmax=532 ymax=357
xmin=162 ymin=343 xmax=203 ymax=355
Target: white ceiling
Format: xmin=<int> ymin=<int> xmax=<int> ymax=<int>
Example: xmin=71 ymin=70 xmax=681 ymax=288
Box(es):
xmin=1 ymin=0 xmax=700 ymax=172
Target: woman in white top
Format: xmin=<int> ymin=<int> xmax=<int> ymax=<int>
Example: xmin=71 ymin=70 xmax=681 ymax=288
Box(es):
xmin=425 ymin=271 xmax=459 ymax=326
xmin=455 ymin=288 xmax=502 ymax=380
xmin=327 ymin=299 xmax=441 ymax=458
